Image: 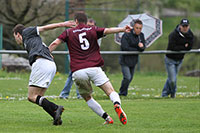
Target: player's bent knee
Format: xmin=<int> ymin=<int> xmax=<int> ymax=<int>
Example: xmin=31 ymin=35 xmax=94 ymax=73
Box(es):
xmin=81 ymin=94 xmax=91 ymax=101
xmin=27 ymin=97 xmax=33 ymax=102
xmin=27 ymin=96 xmax=36 ymax=103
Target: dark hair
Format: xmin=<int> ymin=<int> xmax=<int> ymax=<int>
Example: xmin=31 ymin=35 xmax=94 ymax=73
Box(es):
xmin=74 ymin=12 xmax=88 ymax=24
xmin=130 ymin=19 xmax=143 ymax=26
xmin=135 ymin=19 xmax=143 ymax=25
xmin=13 ymin=24 xmax=25 ymax=35
xmin=88 ymin=18 xmax=96 ymax=25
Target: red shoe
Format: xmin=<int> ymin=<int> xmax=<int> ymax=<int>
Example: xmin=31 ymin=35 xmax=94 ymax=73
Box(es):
xmin=103 ymin=116 xmax=114 ymax=125
xmin=114 ymin=104 xmax=127 ymax=125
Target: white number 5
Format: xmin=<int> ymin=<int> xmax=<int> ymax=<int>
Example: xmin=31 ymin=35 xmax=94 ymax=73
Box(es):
xmin=79 ymin=32 xmax=90 ymax=50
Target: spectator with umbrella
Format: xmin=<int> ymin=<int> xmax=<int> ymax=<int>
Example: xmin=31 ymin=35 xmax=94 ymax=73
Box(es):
xmin=115 ymin=13 xmax=162 ymax=96
xmin=119 ymin=19 xmax=146 ymax=96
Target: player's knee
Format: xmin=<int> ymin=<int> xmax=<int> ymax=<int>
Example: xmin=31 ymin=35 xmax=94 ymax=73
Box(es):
xmin=82 ymin=94 xmax=91 ymax=101
xmin=27 ymin=95 xmax=36 ymax=103
xmin=27 ymin=96 xmax=32 ymax=102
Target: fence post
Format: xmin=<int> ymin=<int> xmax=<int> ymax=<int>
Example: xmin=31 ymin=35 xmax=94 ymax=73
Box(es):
xmin=65 ymin=0 xmax=69 ymax=74
xmin=136 ymin=56 xmax=140 ymax=71
xmin=0 ymin=24 xmax=3 ymax=70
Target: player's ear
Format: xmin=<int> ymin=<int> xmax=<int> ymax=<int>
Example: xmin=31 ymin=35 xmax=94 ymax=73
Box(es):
xmin=75 ymin=19 xmax=79 ymax=24
xmin=17 ymin=32 xmax=22 ymax=38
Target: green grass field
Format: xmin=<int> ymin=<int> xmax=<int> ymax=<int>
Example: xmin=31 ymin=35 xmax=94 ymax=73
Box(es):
xmin=0 ymin=71 xmax=200 ymax=133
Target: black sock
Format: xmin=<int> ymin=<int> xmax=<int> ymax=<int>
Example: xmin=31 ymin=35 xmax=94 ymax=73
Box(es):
xmin=102 ymin=112 xmax=108 ymax=120
xmin=36 ymin=95 xmax=58 ymax=118
xmin=114 ymin=101 xmax=121 ymax=106
xmin=36 ymin=95 xmax=42 ymax=105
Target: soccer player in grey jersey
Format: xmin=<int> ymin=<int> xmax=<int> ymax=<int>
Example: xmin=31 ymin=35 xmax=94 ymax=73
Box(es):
xmin=13 ymin=21 xmax=75 ymax=125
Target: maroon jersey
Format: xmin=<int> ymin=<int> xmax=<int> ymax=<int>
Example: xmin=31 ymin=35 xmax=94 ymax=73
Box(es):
xmin=58 ymin=23 xmax=105 ymax=72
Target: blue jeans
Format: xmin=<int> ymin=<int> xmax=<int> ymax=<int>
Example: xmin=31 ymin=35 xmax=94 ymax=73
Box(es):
xmin=162 ymin=56 xmax=183 ymax=98
xmin=59 ymin=71 xmax=81 ymax=98
xmin=119 ymin=65 xmax=136 ymax=96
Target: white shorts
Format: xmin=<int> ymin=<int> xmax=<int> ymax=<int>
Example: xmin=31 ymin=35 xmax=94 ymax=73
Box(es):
xmin=72 ymin=67 xmax=109 ymax=95
xmin=29 ymin=58 xmax=56 ymax=88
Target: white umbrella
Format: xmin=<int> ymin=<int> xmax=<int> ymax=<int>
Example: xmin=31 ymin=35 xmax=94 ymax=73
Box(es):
xmin=115 ymin=13 xmax=163 ymax=47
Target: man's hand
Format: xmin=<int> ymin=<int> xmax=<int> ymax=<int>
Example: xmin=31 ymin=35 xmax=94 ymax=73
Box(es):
xmin=124 ymin=25 xmax=132 ymax=33
xmin=62 ymin=21 xmax=76 ymax=28
xmin=50 ymin=53 xmax=54 ymax=59
xmin=138 ymin=42 xmax=144 ymax=48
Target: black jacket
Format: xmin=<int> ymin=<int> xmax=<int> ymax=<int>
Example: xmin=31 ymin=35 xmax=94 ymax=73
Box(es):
xmin=166 ymin=25 xmax=194 ymax=61
xmin=119 ymin=29 xmax=145 ymax=67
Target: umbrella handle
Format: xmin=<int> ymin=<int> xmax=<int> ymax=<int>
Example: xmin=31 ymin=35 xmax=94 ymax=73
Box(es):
xmin=138 ymin=36 xmax=141 ymax=42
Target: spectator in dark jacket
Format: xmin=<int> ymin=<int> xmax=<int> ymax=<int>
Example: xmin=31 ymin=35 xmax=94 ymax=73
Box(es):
xmin=162 ymin=19 xmax=194 ymax=98
xmin=119 ymin=19 xmax=145 ymax=96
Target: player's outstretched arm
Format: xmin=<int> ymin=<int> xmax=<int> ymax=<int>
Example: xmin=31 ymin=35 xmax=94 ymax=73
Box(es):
xmin=38 ymin=21 xmax=76 ymax=32
xmin=48 ymin=39 xmax=63 ymax=52
xmin=104 ymin=25 xmax=131 ymax=35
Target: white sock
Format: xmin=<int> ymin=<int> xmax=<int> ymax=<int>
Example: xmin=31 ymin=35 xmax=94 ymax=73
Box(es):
xmin=109 ymin=91 xmax=121 ymax=105
xmin=87 ymin=98 xmax=105 ymax=117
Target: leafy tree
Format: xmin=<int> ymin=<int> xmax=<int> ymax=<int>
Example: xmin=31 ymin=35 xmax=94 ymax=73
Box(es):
xmin=163 ymin=0 xmax=200 ymax=16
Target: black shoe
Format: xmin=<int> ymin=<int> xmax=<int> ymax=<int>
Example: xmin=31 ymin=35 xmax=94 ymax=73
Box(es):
xmin=170 ymin=93 xmax=176 ymax=98
xmin=77 ymin=95 xmax=83 ymax=99
xmin=53 ymin=106 xmax=64 ymax=125
xmin=119 ymin=93 xmax=126 ymax=96
xmin=59 ymin=96 xmax=68 ymax=99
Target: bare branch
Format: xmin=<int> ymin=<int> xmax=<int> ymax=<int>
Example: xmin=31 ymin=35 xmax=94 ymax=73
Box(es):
xmin=22 ymin=0 xmax=49 ymax=25
xmin=23 ymin=8 xmax=38 ymax=25
xmin=38 ymin=0 xmax=48 ymax=9
xmin=41 ymin=13 xmax=64 ymax=25
xmin=5 ymin=0 xmax=17 ymax=18
xmin=18 ymin=0 xmax=32 ymax=22
xmin=0 ymin=9 xmax=18 ymax=24
xmin=0 ymin=19 xmax=15 ymax=26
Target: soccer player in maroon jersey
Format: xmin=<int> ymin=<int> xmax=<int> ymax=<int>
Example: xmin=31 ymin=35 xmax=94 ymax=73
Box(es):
xmin=49 ymin=12 xmax=130 ymax=125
